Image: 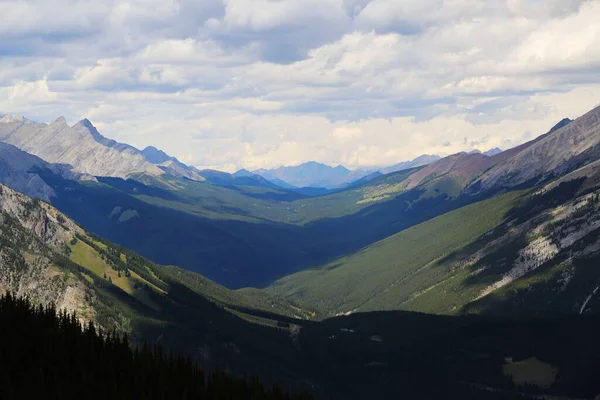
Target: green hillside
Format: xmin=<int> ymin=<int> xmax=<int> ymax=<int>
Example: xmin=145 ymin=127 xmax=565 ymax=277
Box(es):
xmin=269 ymin=191 xmax=524 ymax=316
xmin=271 ymin=166 xmax=600 ymax=319
xmin=6 ymin=184 xmax=600 ymax=398
xmin=42 ymin=165 xmax=489 ymax=288
xmin=0 ymin=184 xmax=316 ymax=390
xmin=102 ymin=167 xmax=422 ymax=225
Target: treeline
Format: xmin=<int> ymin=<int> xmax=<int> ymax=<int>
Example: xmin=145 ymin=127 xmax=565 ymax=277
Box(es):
xmin=0 ymin=293 xmax=312 ymax=400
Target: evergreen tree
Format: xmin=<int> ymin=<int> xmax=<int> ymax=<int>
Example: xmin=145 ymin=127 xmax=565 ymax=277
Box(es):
xmin=0 ymin=293 xmax=313 ymax=400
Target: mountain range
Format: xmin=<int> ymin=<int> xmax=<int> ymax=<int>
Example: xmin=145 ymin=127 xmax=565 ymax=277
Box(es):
xmin=2 ymin=180 xmax=600 ymax=399
xmin=251 ymin=162 xmax=375 ymax=189
xmin=0 ymin=115 xmax=163 ymax=179
xmin=248 ymin=155 xmax=444 ymax=189
xmin=0 ymin=113 xmax=446 ymax=192
xmin=3 ymin=104 xmax=600 ymax=397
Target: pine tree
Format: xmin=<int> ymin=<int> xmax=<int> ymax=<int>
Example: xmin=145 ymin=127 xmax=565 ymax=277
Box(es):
xmin=0 ymin=293 xmax=313 ymax=400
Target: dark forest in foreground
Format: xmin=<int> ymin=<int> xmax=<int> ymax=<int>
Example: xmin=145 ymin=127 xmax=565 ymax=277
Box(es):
xmin=0 ymin=293 xmax=312 ymax=400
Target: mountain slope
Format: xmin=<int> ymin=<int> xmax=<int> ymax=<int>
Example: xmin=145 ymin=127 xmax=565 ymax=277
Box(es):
xmin=0 ymin=116 xmax=163 ymax=178
xmin=0 ymin=293 xmax=311 ymax=400
xmin=141 ymin=146 xmax=207 ymax=182
xmin=0 ymin=141 xmax=93 ymax=201
xmin=270 ymin=163 xmax=600 ymax=318
xmin=6 ymin=184 xmax=600 ymax=399
xmin=0 ymin=184 xmax=100 ymax=324
xmin=471 ymin=108 xmax=600 ymax=191
xmin=0 ymin=182 xmax=323 ymax=384
xmin=268 ymin=190 xmax=524 ymax=315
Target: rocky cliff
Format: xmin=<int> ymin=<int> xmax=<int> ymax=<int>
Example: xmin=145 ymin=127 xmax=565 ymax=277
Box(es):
xmin=0 ymin=184 xmax=97 ymax=324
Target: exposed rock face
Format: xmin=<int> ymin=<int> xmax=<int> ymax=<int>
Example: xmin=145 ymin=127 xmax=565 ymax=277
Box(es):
xmin=0 ymin=141 xmax=90 ymax=201
xmin=0 ymin=184 xmax=95 ymax=324
xmin=472 ymin=106 xmax=600 ymax=191
xmin=471 ymin=186 xmax=600 ymax=308
xmin=0 ymin=115 xmax=163 ymax=179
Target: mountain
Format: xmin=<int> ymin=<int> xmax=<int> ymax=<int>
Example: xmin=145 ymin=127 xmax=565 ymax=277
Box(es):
xmin=379 ymin=154 xmax=441 ymax=175
xmin=236 ymin=169 xmax=337 ymax=195
xmin=0 ymin=116 xmax=163 ymax=179
xmin=198 ymin=169 xmax=285 ymax=189
xmin=140 ymin=149 xmax=290 ymax=189
xmin=0 ymin=141 xmax=94 ymax=201
xmin=0 ymin=114 xmax=302 ymax=191
xmin=0 ymin=181 xmax=319 ymax=386
xmin=141 ymin=145 xmax=175 ymax=164
xmin=549 ymin=117 xmax=573 ymax=132
xmin=6 ymin=106 xmax=600 ymax=396
xmin=469 ymin=112 xmax=598 ymax=192
xmin=253 ymin=161 xmax=374 ymax=189
xmin=4 ymin=183 xmax=600 ymax=399
xmin=141 ymin=145 xmax=206 ymax=181
xmin=252 ymin=155 xmax=441 ymax=189
xmin=3 ymin=107 xmax=599 ymax=302
xmin=270 ymin=166 xmax=600 ymax=318
xmin=268 ymin=108 xmax=600 ymax=318
xmin=483 ymin=147 xmax=502 ymax=156
xmin=345 ymin=171 xmax=384 ymax=188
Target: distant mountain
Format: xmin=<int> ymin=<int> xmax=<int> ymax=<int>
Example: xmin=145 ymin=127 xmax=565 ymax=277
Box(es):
xmin=0 ymin=114 xmax=297 ymax=191
xmin=141 ymin=146 xmax=206 ymax=181
xmin=346 ymin=171 xmax=384 ymax=188
xmin=483 ymin=147 xmax=502 ymax=156
xmin=0 ymin=115 xmax=163 ymax=179
xmin=379 ymin=154 xmax=441 ymax=175
xmin=140 ymin=145 xmax=173 ymax=164
xmin=252 ymin=161 xmax=373 ymax=189
xmin=198 ymin=169 xmax=282 ymax=188
xmin=232 ymin=169 xmax=254 ymax=178
xmin=245 ymin=154 xmax=440 ymax=190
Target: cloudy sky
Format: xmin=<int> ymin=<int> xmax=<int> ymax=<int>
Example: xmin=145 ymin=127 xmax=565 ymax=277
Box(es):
xmin=1 ymin=0 xmax=600 ymax=171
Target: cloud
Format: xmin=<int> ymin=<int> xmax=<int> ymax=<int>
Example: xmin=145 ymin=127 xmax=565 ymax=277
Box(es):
xmin=1 ymin=0 xmax=600 ymax=171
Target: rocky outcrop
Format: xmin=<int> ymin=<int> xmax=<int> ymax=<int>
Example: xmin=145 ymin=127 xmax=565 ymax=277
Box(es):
xmin=0 ymin=184 xmax=95 ymax=324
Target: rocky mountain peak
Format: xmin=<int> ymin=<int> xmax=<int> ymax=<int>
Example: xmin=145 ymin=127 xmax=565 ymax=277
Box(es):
xmin=0 ymin=114 xmax=25 ymax=124
xmin=0 ymin=114 xmax=164 ymax=179
xmin=52 ymin=116 xmax=68 ymax=126
xmin=76 ymin=118 xmax=94 ymax=129
xmin=549 ymin=118 xmax=574 ymax=133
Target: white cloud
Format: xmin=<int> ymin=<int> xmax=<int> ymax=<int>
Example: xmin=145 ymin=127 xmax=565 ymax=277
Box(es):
xmin=1 ymin=0 xmax=600 ymax=171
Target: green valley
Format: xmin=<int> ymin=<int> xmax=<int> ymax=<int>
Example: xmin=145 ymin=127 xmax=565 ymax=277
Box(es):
xmin=269 ymin=190 xmax=525 ymax=315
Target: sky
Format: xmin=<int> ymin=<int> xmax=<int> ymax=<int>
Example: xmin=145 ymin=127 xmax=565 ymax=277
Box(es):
xmin=1 ymin=0 xmax=600 ymax=172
